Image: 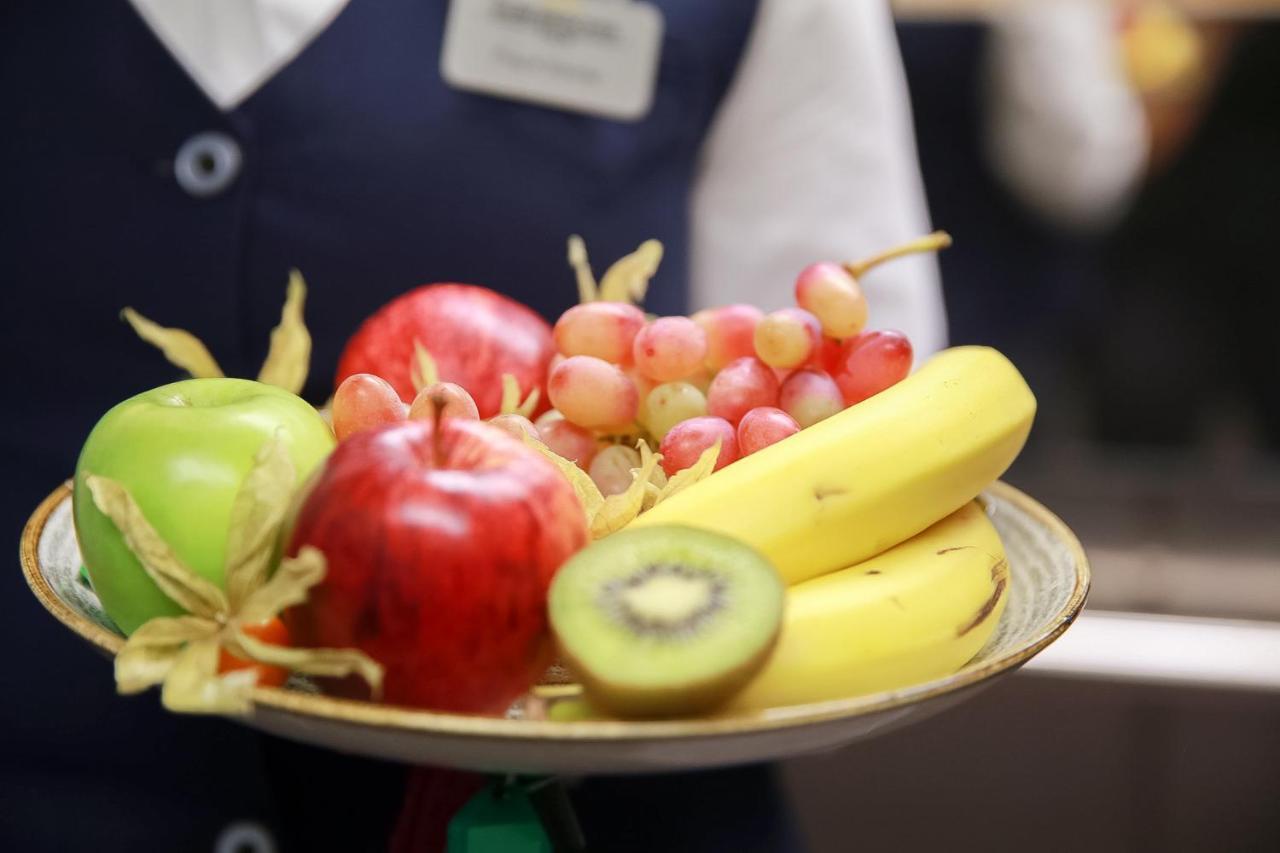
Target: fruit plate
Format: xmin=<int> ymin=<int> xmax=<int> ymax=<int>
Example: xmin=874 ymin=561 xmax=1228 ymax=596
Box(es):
xmin=21 ymin=480 xmax=1088 ymax=776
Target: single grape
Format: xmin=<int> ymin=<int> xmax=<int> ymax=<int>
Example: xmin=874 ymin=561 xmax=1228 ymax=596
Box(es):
xmin=548 ymin=355 xmax=639 ymax=429
xmin=534 ymin=408 xmax=564 ymax=429
xmin=833 ymin=330 xmax=914 ymax=406
xmin=779 ymin=369 xmax=844 ymax=428
xmin=658 ymin=416 xmax=739 ymax=476
xmin=693 ymin=304 xmax=765 ymax=372
xmin=813 ymin=336 xmax=844 ymax=374
xmin=753 ymin=307 xmax=821 ymax=369
xmin=408 ymin=382 xmax=480 ymax=423
xmin=794 ymin=262 xmax=868 ymax=339
xmin=332 ymin=373 xmax=407 ymax=441
xmin=588 ymin=444 xmax=643 ymax=497
xmin=643 ymin=381 xmax=708 ymax=441
xmin=536 ymin=412 xmax=599 ymax=469
xmin=737 ymin=407 xmax=801 ymax=455
xmin=632 ymin=316 xmax=708 ymax=382
xmin=488 ymin=413 xmax=539 ymax=442
xmin=553 ymin=302 xmax=647 ymax=364
xmin=706 ymin=357 xmax=779 ymax=425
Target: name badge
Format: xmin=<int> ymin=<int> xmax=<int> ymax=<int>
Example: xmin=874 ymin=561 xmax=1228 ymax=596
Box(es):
xmin=441 ymin=0 xmax=664 ymax=122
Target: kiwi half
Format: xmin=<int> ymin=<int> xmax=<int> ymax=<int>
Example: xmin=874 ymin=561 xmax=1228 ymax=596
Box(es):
xmin=548 ymin=525 xmax=784 ymax=718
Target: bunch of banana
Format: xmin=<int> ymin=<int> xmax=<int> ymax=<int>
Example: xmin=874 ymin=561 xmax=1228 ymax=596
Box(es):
xmin=629 ymin=346 xmax=1034 ymax=709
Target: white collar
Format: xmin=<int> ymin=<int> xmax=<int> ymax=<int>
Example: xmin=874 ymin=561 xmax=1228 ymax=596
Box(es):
xmin=129 ymin=0 xmax=350 ymax=110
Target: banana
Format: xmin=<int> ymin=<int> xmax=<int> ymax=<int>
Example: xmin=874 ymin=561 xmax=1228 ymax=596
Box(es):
xmin=724 ymin=501 xmax=1008 ymax=712
xmin=629 ymin=346 xmax=1035 ymax=585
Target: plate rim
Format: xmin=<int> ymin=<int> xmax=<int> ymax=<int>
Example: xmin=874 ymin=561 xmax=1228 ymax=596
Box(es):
xmin=21 ymin=479 xmax=1090 ymax=742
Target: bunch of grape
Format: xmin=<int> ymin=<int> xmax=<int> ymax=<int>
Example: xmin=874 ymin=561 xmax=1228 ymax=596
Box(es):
xmin=330 ymin=232 xmax=948 ymax=499
xmin=542 ymin=257 xmax=921 ymax=495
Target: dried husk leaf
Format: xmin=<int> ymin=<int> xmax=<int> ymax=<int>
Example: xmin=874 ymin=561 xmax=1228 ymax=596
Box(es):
xmin=642 ymin=482 xmax=663 ymax=512
xmin=121 ymin=308 xmax=224 ymax=379
xmin=636 ymin=440 xmax=667 ymax=511
xmin=161 ymin=637 xmax=256 ymax=715
xmin=517 ymin=387 xmax=540 ymax=419
xmin=85 ymin=475 xmax=229 ymax=619
xmin=654 ymin=441 xmax=720 ymax=505
xmin=499 ymin=374 xmax=521 ymax=415
xmin=235 ymin=546 xmax=326 ymax=626
xmin=567 ymin=235 xmax=598 ymax=303
xmin=224 ymin=438 xmax=296 ymax=611
xmin=231 ymin=628 xmax=384 ymax=699
xmin=591 ymin=443 xmax=661 ymax=538
xmin=114 ymin=616 xmax=217 ymax=694
xmin=410 ymin=340 xmax=439 ymax=392
xmin=598 ymin=240 xmax=663 ymax=305
xmin=520 ymin=433 xmax=604 ymax=522
xmin=256 ymin=270 xmax=311 ymax=394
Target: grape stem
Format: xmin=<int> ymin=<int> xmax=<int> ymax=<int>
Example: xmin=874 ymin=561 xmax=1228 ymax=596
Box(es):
xmin=843 ymin=231 xmax=952 ymax=279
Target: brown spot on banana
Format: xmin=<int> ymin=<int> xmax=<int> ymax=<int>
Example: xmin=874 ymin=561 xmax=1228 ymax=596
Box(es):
xmin=956 ymin=558 xmax=1009 ymax=638
xmin=813 ymin=486 xmax=846 ymax=501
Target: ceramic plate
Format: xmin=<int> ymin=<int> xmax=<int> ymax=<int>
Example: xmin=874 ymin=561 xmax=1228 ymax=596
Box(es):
xmin=21 ymin=480 xmax=1088 ymax=775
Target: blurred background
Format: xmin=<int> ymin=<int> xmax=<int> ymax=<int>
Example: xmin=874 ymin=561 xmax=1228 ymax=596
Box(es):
xmin=5 ymin=1 xmax=1279 ymax=850
xmin=785 ymin=1 xmax=1280 ymax=851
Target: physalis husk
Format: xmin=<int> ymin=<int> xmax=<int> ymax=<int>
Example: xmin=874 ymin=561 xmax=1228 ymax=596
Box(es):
xmin=521 ymin=435 xmax=717 ymax=538
xmin=123 ymin=270 xmax=312 ymax=396
xmin=85 ymin=437 xmax=382 ymax=715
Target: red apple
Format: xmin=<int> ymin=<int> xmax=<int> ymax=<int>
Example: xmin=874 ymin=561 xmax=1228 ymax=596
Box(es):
xmin=336 ymin=284 xmax=555 ymax=419
xmin=284 ymin=418 xmax=589 ymax=713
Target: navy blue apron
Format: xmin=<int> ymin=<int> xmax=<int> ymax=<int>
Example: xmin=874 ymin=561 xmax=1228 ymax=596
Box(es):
xmin=1 ymin=2 xmax=808 ymax=850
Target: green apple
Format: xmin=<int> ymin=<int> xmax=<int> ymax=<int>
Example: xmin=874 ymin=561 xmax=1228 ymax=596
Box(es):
xmin=73 ymin=378 xmax=335 ymax=635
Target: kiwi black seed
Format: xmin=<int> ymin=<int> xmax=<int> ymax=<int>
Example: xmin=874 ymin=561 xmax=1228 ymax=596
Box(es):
xmin=547 ymin=525 xmax=784 ymax=718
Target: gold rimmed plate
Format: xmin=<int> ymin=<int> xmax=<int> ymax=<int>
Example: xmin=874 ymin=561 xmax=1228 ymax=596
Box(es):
xmin=21 ymin=480 xmax=1088 ymax=775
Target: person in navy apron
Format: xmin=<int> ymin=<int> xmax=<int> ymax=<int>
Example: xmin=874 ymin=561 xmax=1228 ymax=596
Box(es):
xmin=1 ymin=1 xmax=942 ymax=849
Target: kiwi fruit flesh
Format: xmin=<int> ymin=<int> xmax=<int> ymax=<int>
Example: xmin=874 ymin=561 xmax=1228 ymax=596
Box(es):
xmin=547 ymin=525 xmax=784 ymax=718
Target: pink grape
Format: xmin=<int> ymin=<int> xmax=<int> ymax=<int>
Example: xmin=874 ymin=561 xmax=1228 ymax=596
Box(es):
xmin=643 ymin=381 xmax=708 ymax=440
xmin=536 ymin=411 xmax=599 ymax=469
xmin=693 ymin=304 xmax=765 ymax=372
xmin=833 ymin=330 xmax=914 ymax=405
xmin=632 ymin=316 xmax=708 ymax=382
xmin=548 ymin=355 xmax=639 ymax=429
xmin=813 ymin=336 xmax=843 ymax=374
xmin=588 ymin=444 xmax=642 ymax=496
xmin=408 ymin=382 xmax=480 ymax=423
xmin=779 ymin=369 xmax=844 ymax=428
xmin=754 ymin=308 xmax=821 ymax=369
xmin=553 ymin=302 xmax=647 ymax=364
xmin=706 ymin=357 xmax=779 ymax=425
xmin=488 ymin=413 xmax=538 ymax=441
xmin=658 ymin=416 xmax=739 ymax=476
xmin=737 ymin=407 xmax=801 ymax=455
xmin=332 ymin=373 xmax=407 ymax=441
xmin=794 ymin=262 xmax=868 ymax=339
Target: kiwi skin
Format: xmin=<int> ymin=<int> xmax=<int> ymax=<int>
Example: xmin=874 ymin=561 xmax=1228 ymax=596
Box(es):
xmin=548 ymin=525 xmax=784 ymax=719
xmin=557 ymin=630 xmax=781 ymax=720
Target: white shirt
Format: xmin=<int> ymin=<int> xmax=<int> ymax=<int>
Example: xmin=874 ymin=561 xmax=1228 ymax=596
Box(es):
xmin=128 ymin=0 xmax=948 ymax=356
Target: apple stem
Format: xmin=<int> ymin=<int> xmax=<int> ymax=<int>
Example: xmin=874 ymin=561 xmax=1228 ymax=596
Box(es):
xmin=430 ymin=401 xmax=447 ymax=466
xmin=843 ymin=230 xmax=952 ymax=279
